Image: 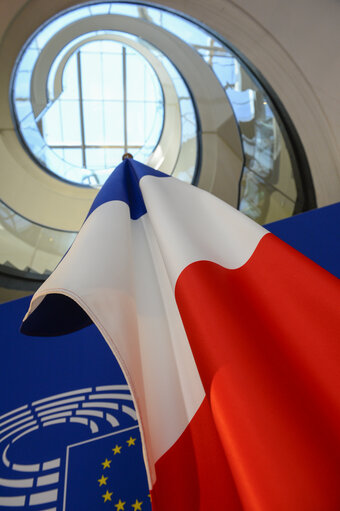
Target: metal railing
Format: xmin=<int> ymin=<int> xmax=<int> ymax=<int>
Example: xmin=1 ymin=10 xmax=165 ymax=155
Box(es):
xmin=0 ymin=200 xmax=76 ymax=285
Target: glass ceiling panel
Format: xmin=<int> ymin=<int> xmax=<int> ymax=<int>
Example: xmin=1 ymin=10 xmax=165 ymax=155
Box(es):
xmin=14 ymin=100 xmax=32 ymax=122
xmin=13 ymin=29 xmax=165 ymax=186
xmin=104 ymin=148 xmax=124 ymax=168
xmin=89 ymin=4 xmax=111 ymax=15
xmin=127 ymin=53 xmax=150 ymax=101
xmin=18 ymin=48 xmax=40 ymax=72
xmin=42 ymin=102 xmax=63 ymax=145
xmin=127 ymin=102 xmax=147 ymax=146
xmin=63 ymin=148 xmax=83 ymax=167
xmin=86 ymin=148 xmax=106 ymax=169
xmin=102 ymin=53 xmax=123 ymax=100
xmin=14 ymin=72 xmax=31 ymax=100
xmin=59 ymin=100 xmax=82 ymax=145
xmin=109 ymin=4 xmax=139 ymax=16
xmin=83 ymin=101 xmax=104 ymax=145
xmin=103 ymin=102 xmax=124 ymax=145
xmin=80 ymin=52 xmax=103 ymax=100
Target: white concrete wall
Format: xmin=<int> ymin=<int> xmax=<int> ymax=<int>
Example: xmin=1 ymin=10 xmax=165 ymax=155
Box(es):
xmin=154 ymin=0 xmax=340 ymax=207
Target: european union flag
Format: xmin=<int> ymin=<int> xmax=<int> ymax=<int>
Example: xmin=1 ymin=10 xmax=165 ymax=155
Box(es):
xmin=0 ymin=296 xmax=149 ymax=510
xmin=65 ymin=426 xmax=151 ymax=510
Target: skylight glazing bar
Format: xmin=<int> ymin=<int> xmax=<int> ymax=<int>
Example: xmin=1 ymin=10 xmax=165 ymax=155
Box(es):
xmin=76 ymin=51 xmax=86 ymax=167
xmin=122 ymin=46 xmax=128 ymax=153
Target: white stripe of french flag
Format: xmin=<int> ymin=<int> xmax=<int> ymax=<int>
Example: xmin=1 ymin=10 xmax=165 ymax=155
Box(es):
xmin=21 ymin=159 xmax=340 ymax=511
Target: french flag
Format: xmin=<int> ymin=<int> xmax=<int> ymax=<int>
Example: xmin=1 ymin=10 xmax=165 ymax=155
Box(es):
xmin=21 ymin=159 xmax=340 ymax=510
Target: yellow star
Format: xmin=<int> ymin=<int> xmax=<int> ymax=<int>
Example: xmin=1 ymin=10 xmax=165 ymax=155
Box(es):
xmin=98 ymin=475 xmax=108 ymax=486
xmin=112 ymin=444 xmax=122 ymax=455
xmin=102 ymin=490 xmax=113 ymax=502
xmin=101 ymin=458 xmax=112 ymax=469
xmin=126 ymin=436 xmax=136 ymax=447
xmin=132 ymin=499 xmax=143 ymax=510
xmin=114 ymin=498 xmax=126 ymax=510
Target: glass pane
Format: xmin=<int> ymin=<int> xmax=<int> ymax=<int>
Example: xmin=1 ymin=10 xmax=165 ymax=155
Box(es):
xmin=109 ymin=4 xmax=139 ymax=16
xmin=226 ymin=89 xmax=255 ymax=123
xmin=158 ymin=56 xmax=189 ymax=97
xmin=42 ymin=101 xmax=63 ymax=145
xmin=142 ymin=6 xmax=163 ymax=25
xmin=161 ymin=13 xmax=210 ymax=47
xmin=131 ymin=147 xmax=149 ymax=163
xmin=64 ymin=165 xmax=91 ymax=184
xmin=14 ymin=72 xmax=31 ymax=99
xmin=89 ymin=4 xmax=111 ymax=15
xmin=239 ymin=168 xmax=267 ymax=223
xmin=59 ymin=100 xmax=82 ymax=145
xmin=274 ymin=141 xmax=297 ymax=201
xmin=211 ymin=54 xmax=239 ymax=88
xmin=180 ymin=99 xmax=196 ymax=142
xmin=21 ymin=124 xmax=44 ymax=154
xmin=86 ymin=148 xmax=106 ymax=169
xmin=101 ymin=40 xmax=122 ymax=54
xmin=64 ymin=148 xmax=83 ymax=167
xmin=102 ymin=53 xmax=123 ymax=100
xmin=144 ymin=68 xmax=160 ymax=102
xmin=83 ymin=101 xmax=104 ymax=145
xmin=126 ymin=53 xmax=147 ymax=101
xmin=15 ymin=100 xmax=32 ymax=122
xmin=18 ymin=48 xmax=39 ymax=72
xmin=239 ymin=168 xmax=295 ymax=223
xmin=80 ymin=52 xmax=102 ymax=100
xmin=145 ymin=105 xmax=163 ymax=148
xmin=265 ymin=191 xmax=295 ymax=223
xmin=105 ymin=148 xmax=124 ymax=168
xmin=103 ymin=101 xmax=124 ymax=145
xmin=81 ymin=40 xmax=103 ymax=53
xmin=127 ymin=102 xmax=146 ymax=145
xmin=40 ymin=147 xmax=64 ymax=172
xmin=81 ymin=173 xmax=101 ymax=186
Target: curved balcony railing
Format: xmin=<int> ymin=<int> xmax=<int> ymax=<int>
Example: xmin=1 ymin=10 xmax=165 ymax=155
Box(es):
xmin=0 ymin=200 xmax=76 ymax=284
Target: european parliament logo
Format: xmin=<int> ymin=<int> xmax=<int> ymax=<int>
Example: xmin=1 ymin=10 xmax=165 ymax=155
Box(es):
xmin=0 ymin=297 xmax=151 ymax=510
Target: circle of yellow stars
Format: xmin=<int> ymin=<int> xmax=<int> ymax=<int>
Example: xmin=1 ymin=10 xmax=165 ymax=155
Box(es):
xmin=97 ymin=436 xmax=149 ymax=509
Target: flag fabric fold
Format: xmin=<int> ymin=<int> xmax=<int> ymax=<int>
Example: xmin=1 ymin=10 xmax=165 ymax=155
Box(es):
xmin=21 ymin=159 xmax=340 ymax=511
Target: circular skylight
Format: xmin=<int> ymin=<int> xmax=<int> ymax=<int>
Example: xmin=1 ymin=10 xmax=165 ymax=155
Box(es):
xmin=12 ymin=33 xmax=164 ymax=187
xmin=43 ymin=39 xmax=163 ymax=186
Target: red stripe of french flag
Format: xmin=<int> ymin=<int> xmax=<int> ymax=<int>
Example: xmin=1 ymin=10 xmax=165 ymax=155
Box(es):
xmin=141 ymin=176 xmax=340 ymax=511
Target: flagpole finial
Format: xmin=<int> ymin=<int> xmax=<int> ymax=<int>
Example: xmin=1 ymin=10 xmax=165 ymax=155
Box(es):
xmin=122 ymin=153 xmax=133 ymax=160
